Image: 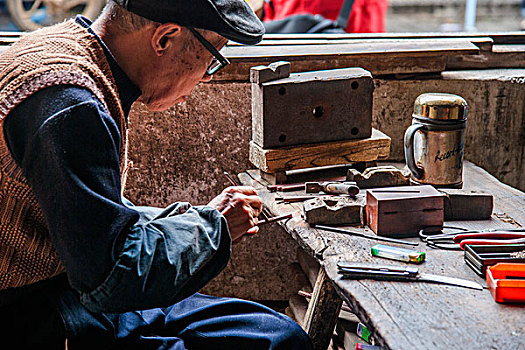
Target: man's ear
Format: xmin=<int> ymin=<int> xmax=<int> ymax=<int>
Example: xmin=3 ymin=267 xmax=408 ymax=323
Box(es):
xmin=151 ymin=23 xmax=183 ymax=56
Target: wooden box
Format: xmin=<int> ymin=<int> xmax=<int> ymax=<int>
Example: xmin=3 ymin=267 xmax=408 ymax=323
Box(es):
xmin=251 ymin=62 xmax=373 ymax=149
xmin=366 ymin=185 xmax=444 ymax=237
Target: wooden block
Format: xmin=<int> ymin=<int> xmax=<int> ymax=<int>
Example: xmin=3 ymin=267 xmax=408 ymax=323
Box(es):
xmin=249 ymin=128 xmax=391 ymax=173
xmin=251 ymin=66 xmax=373 ymax=148
xmin=366 ymin=185 xmax=444 ymax=237
xmin=304 ymin=196 xmax=365 ymax=226
xmin=439 ymin=189 xmax=493 ymax=220
xmin=250 ymin=61 xmax=291 ymax=84
xmin=347 ymin=165 xmax=411 ymax=189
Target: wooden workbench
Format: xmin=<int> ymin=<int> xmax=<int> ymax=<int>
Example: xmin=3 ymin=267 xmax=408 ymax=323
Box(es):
xmin=239 ymin=161 xmax=525 ymax=350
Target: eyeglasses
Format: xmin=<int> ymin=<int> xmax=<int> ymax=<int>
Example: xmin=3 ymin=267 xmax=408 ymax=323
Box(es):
xmin=188 ymin=27 xmax=230 ymax=76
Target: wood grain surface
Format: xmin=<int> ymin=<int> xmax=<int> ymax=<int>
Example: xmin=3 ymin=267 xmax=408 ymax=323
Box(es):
xmin=239 ymin=161 xmax=525 ymax=350
xmin=249 ymin=128 xmax=391 ymax=173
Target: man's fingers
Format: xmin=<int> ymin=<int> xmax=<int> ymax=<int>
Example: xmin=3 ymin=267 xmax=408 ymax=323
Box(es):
xmin=220 ymin=203 xmax=232 ymax=216
xmin=225 ymin=186 xmax=258 ymax=196
xmin=246 ymin=226 xmax=259 ymax=235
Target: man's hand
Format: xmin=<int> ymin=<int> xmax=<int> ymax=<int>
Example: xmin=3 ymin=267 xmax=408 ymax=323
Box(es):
xmin=207 ymin=186 xmax=263 ymax=243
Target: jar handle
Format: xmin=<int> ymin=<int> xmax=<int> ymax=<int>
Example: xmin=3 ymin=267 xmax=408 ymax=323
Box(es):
xmin=404 ymin=124 xmax=425 ymax=180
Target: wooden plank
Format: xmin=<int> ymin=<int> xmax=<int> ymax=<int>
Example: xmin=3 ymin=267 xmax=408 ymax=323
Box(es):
xmin=217 ymin=54 xmax=447 ymax=81
xmin=446 ymin=45 xmax=525 ymax=70
xmin=216 ymin=39 xmax=479 ymax=81
xmin=230 ymin=37 xmax=494 ymax=52
xmin=303 ymin=268 xmax=343 ymax=350
xmin=260 ymin=32 xmax=525 ymax=45
xmin=222 ymin=39 xmax=479 ymax=59
xmin=249 ymin=128 xmax=391 ymax=173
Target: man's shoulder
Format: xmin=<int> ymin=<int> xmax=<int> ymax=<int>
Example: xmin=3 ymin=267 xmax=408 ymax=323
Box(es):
xmin=18 ymin=85 xmax=103 ymax=118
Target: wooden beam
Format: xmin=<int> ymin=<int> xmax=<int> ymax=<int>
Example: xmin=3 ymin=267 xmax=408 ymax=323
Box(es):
xmin=249 ymin=128 xmax=391 ymax=173
xmin=259 ymin=32 xmax=525 ymax=45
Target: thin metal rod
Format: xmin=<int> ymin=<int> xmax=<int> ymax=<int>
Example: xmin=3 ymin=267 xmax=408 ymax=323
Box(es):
xmin=258 ymin=213 xmax=293 ymax=226
xmin=223 ymin=171 xmax=270 ymax=220
xmin=224 ymin=171 xmax=239 ymax=186
xmin=314 ymin=225 xmax=419 ymax=246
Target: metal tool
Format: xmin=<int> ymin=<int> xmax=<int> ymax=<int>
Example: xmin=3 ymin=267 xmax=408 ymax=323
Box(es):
xmin=223 ymin=171 xmax=270 ymax=221
xmin=464 ymin=244 xmax=525 ymax=276
xmin=257 ymin=213 xmax=293 ymax=226
xmin=305 ymin=181 xmax=360 ymax=196
xmin=314 ymin=225 xmax=419 ymax=246
xmin=337 ymin=263 xmax=483 ymax=290
xmin=420 ymin=227 xmax=525 ymax=250
xmin=267 ymin=184 xmax=305 ymax=192
xmin=224 ymin=172 xmax=238 ymax=187
xmin=454 ymin=232 xmax=525 ymax=250
xmin=276 ymin=195 xmax=326 ymax=203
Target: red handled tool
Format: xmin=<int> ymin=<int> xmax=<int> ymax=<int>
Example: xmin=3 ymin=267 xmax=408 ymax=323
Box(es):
xmin=453 ymin=232 xmax=525 ymax=250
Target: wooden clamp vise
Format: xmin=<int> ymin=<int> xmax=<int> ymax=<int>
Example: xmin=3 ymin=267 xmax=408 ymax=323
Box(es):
xmin=249 ymin=61 xmax=391 ymax=184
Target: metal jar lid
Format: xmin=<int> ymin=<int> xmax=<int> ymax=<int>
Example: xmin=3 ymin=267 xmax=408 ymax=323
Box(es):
xmin=413 ymin=93 xmax=467 ymax=121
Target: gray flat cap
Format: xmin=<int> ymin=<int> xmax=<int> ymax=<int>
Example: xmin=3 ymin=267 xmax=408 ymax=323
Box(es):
xmin=113 ymin=0 xmax=265 ymax=44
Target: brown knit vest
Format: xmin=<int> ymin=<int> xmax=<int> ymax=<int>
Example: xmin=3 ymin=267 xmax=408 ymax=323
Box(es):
xmin=0 ymin=20 xmax=129 ymax=290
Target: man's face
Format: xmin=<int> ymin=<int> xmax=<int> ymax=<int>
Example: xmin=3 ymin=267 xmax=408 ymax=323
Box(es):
xmin=140 ymin=27 xmax=228 ymax=111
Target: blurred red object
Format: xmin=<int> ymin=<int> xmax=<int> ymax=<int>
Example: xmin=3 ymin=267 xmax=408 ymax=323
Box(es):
xmin=263 ymin=0 xmax=389 ymax=33
xmin=486 ymin=263 xmax=525 ymax=304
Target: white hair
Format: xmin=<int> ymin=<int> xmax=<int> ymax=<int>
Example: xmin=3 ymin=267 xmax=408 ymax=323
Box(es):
xmin=102 ymin=1 xmax=158 ymax=33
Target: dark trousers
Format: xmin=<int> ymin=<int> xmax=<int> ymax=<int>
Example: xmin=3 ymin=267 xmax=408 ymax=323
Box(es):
xmin=1 ymin=280 xmax=311 ymax=350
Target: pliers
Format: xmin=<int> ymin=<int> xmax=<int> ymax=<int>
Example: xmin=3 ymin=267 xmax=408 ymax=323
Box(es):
xmin=453 ymin=231 xmax=525 ymax=250
xmin=420 ymin=227 xmax=525 ymax=250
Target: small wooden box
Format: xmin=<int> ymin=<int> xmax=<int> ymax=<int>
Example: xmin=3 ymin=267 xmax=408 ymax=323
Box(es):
xmin=366 ymin=185 xmax=444 ymax=237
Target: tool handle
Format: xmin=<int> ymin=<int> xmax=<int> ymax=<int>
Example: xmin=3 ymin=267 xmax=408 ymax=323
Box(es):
xmin=460 ymin=238 xmax=525 ymax=250
xmin=324 ymin=182 xmax=359 ymax=196
xmin=453 ymin=232 xmax=525 ymax=243
xmin=404 ymin=123 xmax=425 ymax=180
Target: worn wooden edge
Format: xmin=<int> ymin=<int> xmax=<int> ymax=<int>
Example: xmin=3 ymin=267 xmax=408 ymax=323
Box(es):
xmin=446 ymin=47 xmax=525 ymax=70
xmin=228 ymin=37 xmax=493 ymax=50
xmin=215 ymin=55 xmax=448 ymax=82
xmin=222 ymin=40 xmax=479 ymax=59
xmin=249 ymin=128 xmax=391 ymax=173
xmin=303 ymin=268 xmax=343 ymax=350
xmin=258 ymin=32 xmax=525 ymax=45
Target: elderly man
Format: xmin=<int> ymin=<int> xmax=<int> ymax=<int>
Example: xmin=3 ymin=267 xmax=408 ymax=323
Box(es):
xmin=0 ymin=0 xmax=312 ymax=349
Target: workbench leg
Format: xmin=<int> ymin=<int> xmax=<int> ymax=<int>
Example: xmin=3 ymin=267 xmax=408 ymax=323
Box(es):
xmin=302 ymin=267 xmax=343 ymax=350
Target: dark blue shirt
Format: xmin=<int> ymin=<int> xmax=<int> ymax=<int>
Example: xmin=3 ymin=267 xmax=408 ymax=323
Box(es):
xmin=1 ymin=16 xmax=231 ymax=333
